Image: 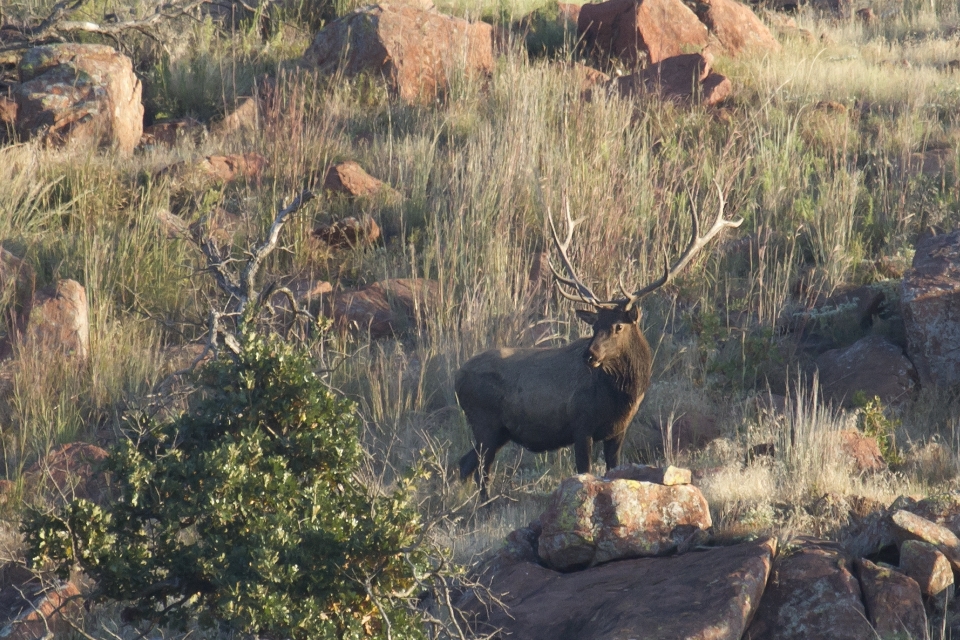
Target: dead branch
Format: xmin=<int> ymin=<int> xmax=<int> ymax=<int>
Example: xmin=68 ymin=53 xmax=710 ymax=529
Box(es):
xmin=0 ymin=0 xmax=215 ymax=53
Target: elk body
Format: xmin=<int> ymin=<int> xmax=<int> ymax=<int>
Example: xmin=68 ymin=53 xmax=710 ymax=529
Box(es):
xmin=456 ymin=194 xmax=741 ymax=497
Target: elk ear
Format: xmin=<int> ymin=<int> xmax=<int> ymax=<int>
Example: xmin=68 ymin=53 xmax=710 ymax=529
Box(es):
xmin=575 ymin=309 xmax=598 ymax=325
xmin=625 ymin=305 xmax=641 ymax=324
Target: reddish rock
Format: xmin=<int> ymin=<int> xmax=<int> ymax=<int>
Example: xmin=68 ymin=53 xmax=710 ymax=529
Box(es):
xmin=537 ymin=474 xmax=712 ymax=570
xmin=0 ymin=96 xmax=16 ymax=127
xmin=0 ymin=249 xmax=35 ymax=349
xmin=856 ymin=7 xmax=876 ymax=22
xmin=322 ymin=161 xmax=397 ymax=198
xmin=468 ymin=537 xmax=775 ymax=640
xmin=0 ymin=578 xmax=81 ymax=640
xmin=570 ymin=62 xmax=611 ymax=96
xmin=899 ymin=539 xmax=954 ymax=597
xmin=816 ymin=336 xmax=917 ymax=408
xmin=26 ymin=442 xmax=110 ymax=504
xmin=327 ymin=278 xmax=440 ymax=338
xmin=26 ymin=279 xmax=88 ymax=359
xmin=578 ymin=0 xmax=709 ymax=64
xmin=696 ymin=0 xmax=780 ymax=56
xmin=891 ymin=509 xmax=960 ymax=572
xmin=557 ymin=1 xmax=581 ymax=26
xmin=856 ymin=559 xmax=927 ymax=639
xmin=198 ymin=152 xmax=267 ymax=183
xmin=604 ymin=463 xmax=691 ymax=485
xmin=619 ymin=52 xmax=732 ymax=107
xmin=745 ymin=538 xmax=874 ymax=640
xmin=901 ymin=229 xmax=960 ymax=387
xmin=14 ymin=44 xmax=142 ymax=155
xmin=313 ymin=216 xmax=381 ymax=249
xmin=140 ymin=117 xmax=202 ymax=147
xmin=303 ymin=4 xmax=493 ymax=103
xmin=837 ymin=429 xmax=886 ymax=473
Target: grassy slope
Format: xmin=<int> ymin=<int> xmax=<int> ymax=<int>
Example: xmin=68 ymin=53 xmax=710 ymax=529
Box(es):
xmin=3 ymin=0 xmax=960 ymax=635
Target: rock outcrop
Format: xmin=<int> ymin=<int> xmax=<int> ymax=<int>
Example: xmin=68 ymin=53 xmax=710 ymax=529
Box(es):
xmin=901 ymin=228 xmax=960 ymax=388
xmin=578 ymin=0 xmax=708 ymax=64
xmin=471 ymin=537 xmax=775 ymax=640
xmin=303 ymin=4 xmax=493 ymax=103
xmin=816 ymin=335 xmax=918 ymax=407
xmin=14 ymin=44 xmax=142 ymax=154
xmin=695 ymin=0 xmax=780 ymax=56
xmin=26 ymin=279 xmax=89 ymax=359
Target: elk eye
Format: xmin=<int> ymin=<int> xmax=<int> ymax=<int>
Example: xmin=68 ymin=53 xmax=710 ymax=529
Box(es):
xmin=614 ymin=324 xmax=623 ymax=333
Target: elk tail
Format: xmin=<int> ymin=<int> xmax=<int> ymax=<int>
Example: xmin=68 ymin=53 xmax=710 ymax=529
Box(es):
xmin=459 ymin=449 xmax=479 ymax=481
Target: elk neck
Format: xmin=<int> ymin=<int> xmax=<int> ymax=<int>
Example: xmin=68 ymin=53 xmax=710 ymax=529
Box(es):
xmin=595 ymin=331 xmax=652 ymax=399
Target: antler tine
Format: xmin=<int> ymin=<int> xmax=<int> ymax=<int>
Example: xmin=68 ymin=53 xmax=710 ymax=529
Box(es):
xmin=548 ymin=203 xmax=614 ymax=308
xmin=627 ymin=183 xmax=743 ymax=304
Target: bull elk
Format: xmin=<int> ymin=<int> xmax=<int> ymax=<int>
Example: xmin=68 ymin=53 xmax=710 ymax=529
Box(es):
xmin=456 ymin=193 xmax=742 ymax=497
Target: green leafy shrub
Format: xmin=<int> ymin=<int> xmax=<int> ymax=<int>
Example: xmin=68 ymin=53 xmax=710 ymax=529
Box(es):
xmin=24 ymin=327 xmax=428 ymax=639
xmin=854 ymin=393 xmax=904 ymax=466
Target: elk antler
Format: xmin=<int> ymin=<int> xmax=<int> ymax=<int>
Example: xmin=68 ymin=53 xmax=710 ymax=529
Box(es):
xmin=549 ymin=201 xmax=618 ymax=309
xmin=623 ymin=183 xmax=743 ymax=309
xmin=549 ymin=184 xmax=743 ymax=311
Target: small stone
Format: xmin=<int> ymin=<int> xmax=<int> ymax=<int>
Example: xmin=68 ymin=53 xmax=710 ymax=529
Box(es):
xmin=899 ymin=539 xmax=954 ymax=597
xmin=26 ymin=279 xmax=88 ymax=359
xmin=322 ymin=161 xmax=397 ymax=199
xmin=313 ymin=216 xmax=381 ymax=249
xmin=198 ymin=152 xmax=268 ymax=183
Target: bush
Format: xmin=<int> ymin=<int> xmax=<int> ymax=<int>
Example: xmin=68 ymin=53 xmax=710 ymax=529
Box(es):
xmin=24 ymin=327 xmax=428 ymax=639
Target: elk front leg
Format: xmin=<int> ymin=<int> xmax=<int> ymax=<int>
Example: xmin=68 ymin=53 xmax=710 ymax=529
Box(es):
xmin=574 ymin=436 xmax=593 ymax=474
xmin=603 ymin=436 xmax=624 ymax=472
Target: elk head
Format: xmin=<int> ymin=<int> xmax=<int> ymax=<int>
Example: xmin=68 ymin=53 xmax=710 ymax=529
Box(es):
xmin=549 ymin=186 xmax=743 ymax=367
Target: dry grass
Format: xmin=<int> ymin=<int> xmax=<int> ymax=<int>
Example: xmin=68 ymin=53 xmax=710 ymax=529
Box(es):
xmin=4 ymin=0 xmax=960 ymax=635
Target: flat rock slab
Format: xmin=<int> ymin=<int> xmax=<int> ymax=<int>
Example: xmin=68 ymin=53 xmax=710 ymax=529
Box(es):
xmin=746 ymin=538 xmax=874 ymax=640
xmin=475 ymin=537 xmax=776 ymax=640
xmin=891 ymin=509 xmax=960 ymax=571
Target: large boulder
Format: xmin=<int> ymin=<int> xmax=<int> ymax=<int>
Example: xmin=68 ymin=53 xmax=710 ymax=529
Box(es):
xmin=469 ymin=537 xmax=775 ymax=640
xmin=898 ymin=539 xmax=953 ymax=597
xmin=855 ymin=559 xmax=927 ymax=640
xmin=746 ymin=538 xmax=874 ymax=640
xmin=14 ymin=44 xmax=142 ymax=155
xmin=537 ymin=473 xmax=712 ymax=570
xmin=327 ymin=278 xmax=440 ymax=338
xmin=302 ymin=4 xmax=493 ymax=103
xmin=26 ymin=279 xmax=88 ymax=359
xmin=901 ymin=229 xmax=960 ymax=388
xmin=815 ymin=335 xmax=918 ymax=407
xmin=890 ymin=509 xmax=960 ymax=572
xmin=617 ymin=52 xmax=731 ymax=107
xmin=578 ymin=0 xmax=708 ymax=64
xmin=694 ymin=0 xmax=780 ymax=56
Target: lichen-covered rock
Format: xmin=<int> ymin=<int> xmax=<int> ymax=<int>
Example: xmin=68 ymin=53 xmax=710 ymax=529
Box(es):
xmin=537 ymin=474 xmax=712 ymax=570
xmin=578 ymin=0 xmax=709 ymax=64
xmin=899 ymin=539 xmax=954 ymax=597
xmin=468 ymin=537 xmax=775 ymax=640
xmin=855 ymin=558 xmax=927 ymax=640
xmin=327 ymin=278 xmax=440 ymax=338
xmin=26 ymin=279 xmax=88 ymax=359
xmin=694 ymin=0 xmax=780 ymax=56
xmin=746 ymin=538 xmax=874 ymax=640
xmin=14 ymin=44 xmax=142 ymax=155
xmin=303 ymin=4 xmax=493 ymax=103
xmin=816 ymin=335 xmax=918 ymax=407
xmin=891 ymin=509 xmax=960 ymax=571
xmin=604 ymin=464 xmax=691 ymax=485
xmin=901 ymin=229 xmax=960 ymax=388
